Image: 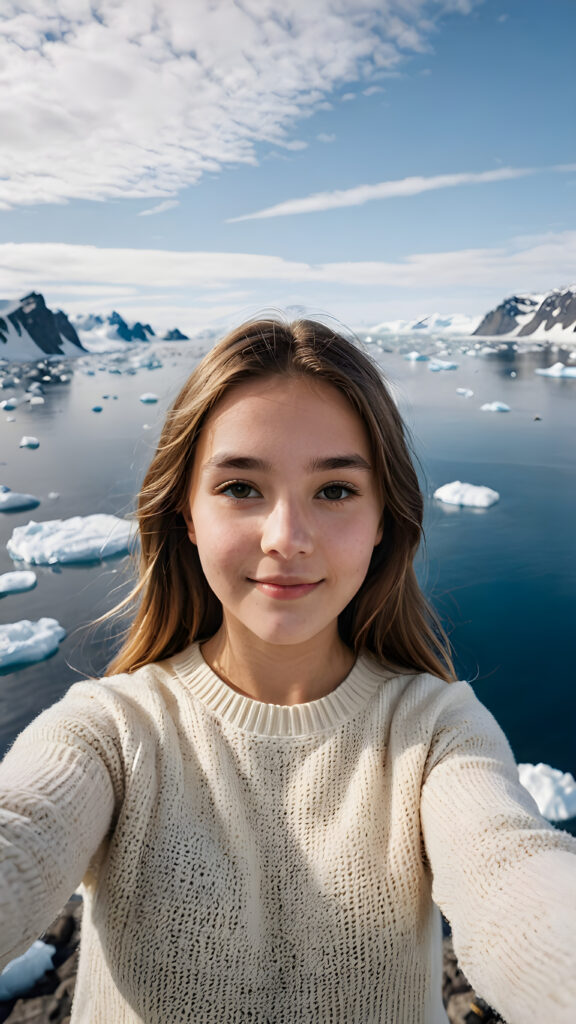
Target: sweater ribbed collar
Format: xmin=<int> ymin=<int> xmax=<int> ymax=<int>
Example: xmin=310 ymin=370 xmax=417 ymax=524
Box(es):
xmin=170 ymin=643 xmax=387 ymax=737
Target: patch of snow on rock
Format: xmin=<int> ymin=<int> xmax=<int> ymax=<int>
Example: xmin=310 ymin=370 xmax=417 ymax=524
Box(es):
xmin=0 ymin=618 xmax=66 ymax=670
xmin=7 ymin=514 xmax=134 ymax=565
xmin=518 ymin=762 xmax=576 ymax=822
xmin=433 ymin=481 xmax=500 ymax=508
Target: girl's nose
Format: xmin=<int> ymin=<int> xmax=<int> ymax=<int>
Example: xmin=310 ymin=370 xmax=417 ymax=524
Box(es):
xmin=260 ymin=499 xmax=314 ymax=559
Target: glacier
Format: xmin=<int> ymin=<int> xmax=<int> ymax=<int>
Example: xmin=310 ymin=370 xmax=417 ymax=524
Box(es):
xmin=7 ymin=514 xmax=134 ymax=565
xmin=518 ymin=762 xmax=576 ymax=822
xmin=0 ymin=618 xmax=66 ymax=670
xmin=0 ymin=571 xmax=37 ymax=596
xmin=434 ymin=481 xmax=500 ymax=508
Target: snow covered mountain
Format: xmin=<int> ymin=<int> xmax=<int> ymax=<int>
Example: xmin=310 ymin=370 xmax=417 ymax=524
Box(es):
xmin=0 ymin=293 xmax=85 ymax=360
xmin=473 ymin=287 xmax=576 ymax=338
xmin=72 ymin=312 xmax=189 ymax=352
xmin=367 ymin=312 xmax=481 ymax=337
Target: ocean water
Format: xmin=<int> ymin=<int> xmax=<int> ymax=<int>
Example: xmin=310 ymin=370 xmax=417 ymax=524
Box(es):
xmin=1 ymin=338 xmax=575 ymax=792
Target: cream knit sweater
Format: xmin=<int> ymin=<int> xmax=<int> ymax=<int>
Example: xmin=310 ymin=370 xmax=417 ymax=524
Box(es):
xmin=0 ymin=644 xmax=575 ymax=1023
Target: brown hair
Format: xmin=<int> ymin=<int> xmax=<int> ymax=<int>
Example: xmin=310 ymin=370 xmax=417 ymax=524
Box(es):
xmin=106 ymin=316 xmax=455 ymax=681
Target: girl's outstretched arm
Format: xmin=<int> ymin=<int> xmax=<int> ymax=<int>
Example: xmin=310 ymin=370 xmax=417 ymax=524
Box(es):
xmin=0 ymin=686 xmax=123 ymax=966
xmin=420 ymin=682 xmax=576 ymax=1024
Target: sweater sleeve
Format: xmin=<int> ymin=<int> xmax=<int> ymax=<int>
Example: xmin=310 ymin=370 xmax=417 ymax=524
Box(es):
xmin=420 ymin=681 xmax=576 ymax=1024
xmin=0 ymin=683 xmax=125 ymax=967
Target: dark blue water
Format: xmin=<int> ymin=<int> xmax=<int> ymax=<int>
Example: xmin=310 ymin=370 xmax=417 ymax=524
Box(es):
xmin=1 ymin=339 xmax=575 ymax=788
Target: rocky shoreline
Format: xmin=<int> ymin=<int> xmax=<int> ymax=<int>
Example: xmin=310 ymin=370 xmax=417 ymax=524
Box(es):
xmin=0 ymin=900 xmax=503 ymax=1024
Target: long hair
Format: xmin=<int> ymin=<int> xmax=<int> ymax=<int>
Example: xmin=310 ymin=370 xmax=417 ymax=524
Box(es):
xmin=106 ymin=317 xmax=455 ymax=682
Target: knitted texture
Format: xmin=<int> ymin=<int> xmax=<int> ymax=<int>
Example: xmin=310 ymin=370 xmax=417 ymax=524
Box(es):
xmin=1 ymin=644 xmax=575 ymax=1023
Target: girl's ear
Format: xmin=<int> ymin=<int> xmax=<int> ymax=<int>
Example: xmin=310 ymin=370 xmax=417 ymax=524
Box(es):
xmin=182 ymin=506 xmax=197 ymax=545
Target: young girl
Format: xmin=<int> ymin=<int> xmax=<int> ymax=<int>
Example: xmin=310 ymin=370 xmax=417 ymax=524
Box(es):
xmin=1 ymin=317 xmax=575 ymax=1023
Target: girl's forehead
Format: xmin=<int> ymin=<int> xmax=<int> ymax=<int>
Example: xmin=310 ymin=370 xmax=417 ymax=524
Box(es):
xmin=194 ymin=376 xmax=368 ymax=464
xmin=202 ymin=375 xmax=368 ymax=445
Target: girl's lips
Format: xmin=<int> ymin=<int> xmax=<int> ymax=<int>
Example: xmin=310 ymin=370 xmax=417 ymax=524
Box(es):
xmin=249 ymin=579 xmax=322 ymax=600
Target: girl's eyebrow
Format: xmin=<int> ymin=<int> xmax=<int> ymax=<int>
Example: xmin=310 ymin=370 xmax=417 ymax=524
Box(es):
xmin=203 ymin=453 xmax=372 ymax=472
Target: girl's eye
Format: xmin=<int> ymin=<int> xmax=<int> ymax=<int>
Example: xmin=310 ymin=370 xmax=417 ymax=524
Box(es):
xmin=220 ymin=482 xmax=260 ymax=500
xmin=318 ymin=484 xmax=356 ymax=501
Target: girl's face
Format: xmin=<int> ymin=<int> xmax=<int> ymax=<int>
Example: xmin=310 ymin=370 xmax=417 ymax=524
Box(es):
xmin=184 ymin=375 xmax=383 ymax=652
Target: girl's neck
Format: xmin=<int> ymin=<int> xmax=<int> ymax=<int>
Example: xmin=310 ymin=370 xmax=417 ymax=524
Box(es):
xmin=200 ymin=625 xmax=355 ymax=706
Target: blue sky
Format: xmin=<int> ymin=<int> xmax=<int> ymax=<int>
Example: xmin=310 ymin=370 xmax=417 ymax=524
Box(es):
xmin=1 ymin=0 xmax=575 ymax=333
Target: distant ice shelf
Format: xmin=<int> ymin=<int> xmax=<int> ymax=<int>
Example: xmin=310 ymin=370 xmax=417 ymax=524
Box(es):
xmin=7 ymin=514 xmax=134 ymax=565
xmin=433 ymin=481 xmax=500 ymax=508
xmin=0 ymin=618 xmax=66 ymax=670
xmin=518 ymin=762 xmax=576 ymax=822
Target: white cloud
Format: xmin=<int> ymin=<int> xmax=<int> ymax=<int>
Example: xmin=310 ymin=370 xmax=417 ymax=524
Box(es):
xmin=0 ymin=0 xmax=481 ymax=209
xmin=341 ymin=92 xmax=356 ymax=101
xmin=362 ymin=85 xmax=384 ymax=96
xmin=316 ymin=133 xmax=336 ymax=143
xmin=138 ymin=199 xmax=180 ymax=217
xmin=227 ymin=164 xmax=576 ymax=222
xmin=1 ymin=230 xmax=574 ymax=300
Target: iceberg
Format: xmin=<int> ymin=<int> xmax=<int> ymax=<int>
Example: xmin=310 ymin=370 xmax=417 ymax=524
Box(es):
xmin=518 ymin=762 xmax=576 ymax=822
xmin=0 ymin=570 xmax=37 ymax=595
xmin=456 ymin=387 xmax=474 ymax=398
xmin=480 ymin=402 xmax=510 ymax=413
xmin=534 ymin=362 xmax=576 ymax=378
xmin=428 ymin=359 xmax=458 ymax=372
xmin=433 ymin=481 xmax=500 ymax=508
xmin=19 ymin=436 xmax=40 ymax=449
xmin=0 ymin=940 xmax=56 ymax=1000
xmin=139 ymin=392 xmax=159 ymax=403
xmin=7 ymin=514 xmax=134 ymax=565
xmin=0 ymin=618 xmax=66 ymax=670
xmin=404 ymin=351 xmax=429 ymax=362
xmin=0 ymin=486 xmax=40 ymax=512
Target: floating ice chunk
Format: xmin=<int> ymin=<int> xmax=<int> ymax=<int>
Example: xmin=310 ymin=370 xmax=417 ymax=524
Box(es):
xmin=0 ymin=939 xmax=56 ymax=1000
xmin=518 ymin=762 xmax=576 ymax=822
xmin=139 ymin=392 xmax=158 ymax=403
xmin=92 ymin=405 xmax=103 ymax=413
xmin=19 ymin=436 xmax=39 ymax=449
xmin=5 ymin=416 xmax=15 ymax=422
xmin=0 ymin=618 xmax=66 ymax=670
xmin=434 ymin=481 xmax=500 ymax=508
xmin=0 ymin=486 xmax=40 ymax=512
xmin=456 ymin=387 xmax=474 ymax=398
xmin=480 ymin=402 xmax=510 ymax=413
xmin=535 ymin=362 xmax=576 ymax=378
xmin=0 ymin=398 xmax=17 ymax=410
xmin=0 ymin=570 xmax=37 ymax=595
xmin=7 ymin=514 xmax=134 ymax=565
xmin=404 ymin=351 xmax=429 ymax=362
xmin=28 ymin=395 xmax=45 ymax=405
xmin=428 ymin=359 xmax=458 ymax=372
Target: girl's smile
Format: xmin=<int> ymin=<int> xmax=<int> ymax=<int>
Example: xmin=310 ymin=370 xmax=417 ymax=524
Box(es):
xmin=183 ymin=374 xmax=383 ymax=682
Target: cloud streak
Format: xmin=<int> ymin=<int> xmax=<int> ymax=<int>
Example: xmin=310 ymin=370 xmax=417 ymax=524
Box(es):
xmin=227 ymin=165 xmax=576 ymax=222
xmin=0 ymin=0 xmax=480 ymax=209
